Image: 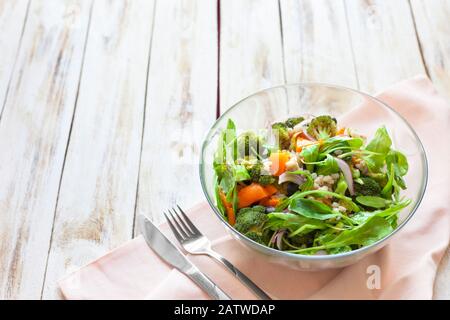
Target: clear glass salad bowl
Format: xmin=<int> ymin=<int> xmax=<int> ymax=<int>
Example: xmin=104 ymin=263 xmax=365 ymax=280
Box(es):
xmin=199 ymin=83 xmax=427 ymax=270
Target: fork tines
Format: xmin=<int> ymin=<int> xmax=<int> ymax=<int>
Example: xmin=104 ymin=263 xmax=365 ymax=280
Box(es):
xmin=164 ymin=205 xmax=200 ymax=242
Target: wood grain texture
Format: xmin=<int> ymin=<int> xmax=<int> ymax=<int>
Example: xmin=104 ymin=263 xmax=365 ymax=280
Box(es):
xmin=409 ymin=0 xmax=450 ymax=299
xmin=219 ymin=0 xmax=284 ymax=110
xmin=280 ymin=0 xmax=357 ymax=87
xmin=41 ymin=0 xmax=155 ymax=299
xmin=0 ymin=0 xmax=92 ymax=299
xmin=0 ymin=0 xmax=29 ymax=115
xmin=136 ymin=0 xmax=218 ymax=226
xmin=344 ymin=0 xmax=426 ymax=92
xmin=410 ymin=0 xmax=450 ymax=100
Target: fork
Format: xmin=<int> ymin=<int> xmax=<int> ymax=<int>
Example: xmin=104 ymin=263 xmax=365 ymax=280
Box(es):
xmin=164 ymin=205 xmax=272 ymax=300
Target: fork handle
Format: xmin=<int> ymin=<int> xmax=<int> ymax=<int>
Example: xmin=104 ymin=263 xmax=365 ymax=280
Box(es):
xmin=207 ymin=250 xmax=272 ymax=300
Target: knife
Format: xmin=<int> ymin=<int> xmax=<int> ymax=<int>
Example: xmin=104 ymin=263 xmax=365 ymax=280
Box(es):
xmin=138 ymin=215 xmax=231 ymax=300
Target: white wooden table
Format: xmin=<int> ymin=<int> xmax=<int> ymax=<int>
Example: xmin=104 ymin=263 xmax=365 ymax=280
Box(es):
xmin=0 ymin=0 xmax=448 ymax=300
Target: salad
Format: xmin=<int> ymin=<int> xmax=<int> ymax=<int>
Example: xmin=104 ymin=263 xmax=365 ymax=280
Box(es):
xmin=213 ymin=115 xmax=410 ymax=255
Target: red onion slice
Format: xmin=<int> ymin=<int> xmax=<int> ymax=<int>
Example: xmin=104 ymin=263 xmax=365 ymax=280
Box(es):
xmin=270 ymin=229 xmax=286 ymax=250
xmin=334 ymin=156 xmax=355 ymax=196
xmin=278 ymin=171 xmax=305 ymax=185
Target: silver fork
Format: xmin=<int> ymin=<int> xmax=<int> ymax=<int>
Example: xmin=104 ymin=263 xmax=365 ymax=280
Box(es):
xmin=164 ymin=205 xmax=272 ymax=300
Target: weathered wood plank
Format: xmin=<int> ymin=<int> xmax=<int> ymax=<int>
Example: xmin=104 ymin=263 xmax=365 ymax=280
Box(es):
xmin=136 ymin=0 xmax=218 ymax=226
xmin=410 ymin=0 xmax=450 ymax=298
xmin=0 ymin=0 xmax=92 ymax=299
xmin=0 ymin=0 xmax=29 ymax=115
xmin=410 ymin=0 xmax=450 ymax=100
xmin=41 ymin=0 xmax=155 ymax=299
xmin=219 ymin=0 xmax=284 ymax=110
xmin=280 ymin=0 xmax=357 ymax=87
xmin=344 ymin=0 xmax=426 ymax=92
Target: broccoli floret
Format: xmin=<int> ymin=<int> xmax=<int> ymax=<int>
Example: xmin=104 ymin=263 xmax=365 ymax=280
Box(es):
xmin=271 ymin=122 xmax=290 ymax=149
xmin=245 ymin=231 xmax=270 ymax=245
xmin=244 ymin=159 xmax=262 ymax=181
xmin=235 ymin=206 xmax=268 ymax=244
xmin=306 ymin=115 xmax=337 ymax=140
xmin=354 ymin=177 xmax=382 ymax=196
xmin=285 ymin=116 xmax=304 ymax=128
xmin=237 ymin=132 xmax=265 ymax=158
xmin=290 ymin=233 xmax=315 ymax=248
xmin=258 ymin=174 xmax=276 ymax=186
xmin=243 ymin=159 xmax=276 ymax=185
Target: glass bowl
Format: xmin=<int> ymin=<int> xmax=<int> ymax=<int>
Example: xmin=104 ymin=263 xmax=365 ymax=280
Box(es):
xmin=199 ymin=83 xmax=427 ymax=270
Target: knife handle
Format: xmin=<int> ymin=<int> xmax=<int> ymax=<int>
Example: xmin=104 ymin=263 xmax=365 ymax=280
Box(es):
xmin=208 ymin=251 xmax=272 ymax=300
xmin=185 ymin=267 xmax=231 ymax=300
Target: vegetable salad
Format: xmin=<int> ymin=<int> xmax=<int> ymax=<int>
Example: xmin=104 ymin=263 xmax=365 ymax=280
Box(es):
xmin=213 ymin=115 xmax=410 ymax=255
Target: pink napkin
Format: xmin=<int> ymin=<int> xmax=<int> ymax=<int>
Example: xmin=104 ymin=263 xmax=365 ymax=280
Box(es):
xmin=59 ymin=76 xmax=450 ymax=300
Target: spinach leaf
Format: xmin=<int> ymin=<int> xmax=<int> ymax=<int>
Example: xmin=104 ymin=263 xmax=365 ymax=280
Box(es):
xmin=319 ymin=215 xmax=393 ymax=249
xmin=289 ymin=198 xmax=340 ymax=220
xmin=320 ymin=136 xmax=364 ymax=155
xmin=234 ymin=164 xmax=251 ymax=182
xmin=300 ymin=144 xmax=319 ymax=172
xmin=335 ymin=174 xmax=348 ymax=195
xmin=315 ymin=154 xmax=340 ymax=175
xmin=381 ymin=163 xmax=395 ymax=197
xmin=265 ymin=212 xmax=327 ymax=236
xmin=386 ymin=150 xmax=408 ymax=176
xmin=290 ymin=189 xmax=360 ymax=212
xmin=351 ymin=199 xmax=411 ymax=225
xmin=355 ymin=196 xmax=390 ymax=209
xmin=287 ymin=169 xmax=314 ymax=192
xmin=386 ymin=149 xmax=408 ymax=190
xmin=364 ymin=126 xmax=392 ymax=171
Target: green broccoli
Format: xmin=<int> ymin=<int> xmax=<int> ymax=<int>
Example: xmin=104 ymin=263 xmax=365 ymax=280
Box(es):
xmin=243 ymin=159 xmax=276 ymax=185
xmin=306 ymin=115 xmax=337 ymax=140
xmin=235 ymin=206 xmax=269 ymax=245
xmin=237 ymin=131 xmax=265 ymax=158
xmin=285 ymin=116 xmax=304 ymax=128
xmin=354 ymin=177 xmax=382 ymax=196
xmin=271 ymin=122 xmax=290 ymax=149
xmin=258 ymin=174 xmax=276 ymax=186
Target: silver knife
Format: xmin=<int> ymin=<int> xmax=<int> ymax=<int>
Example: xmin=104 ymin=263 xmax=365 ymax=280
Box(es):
xmin=138 ymin=215 xmax=231 ymax=300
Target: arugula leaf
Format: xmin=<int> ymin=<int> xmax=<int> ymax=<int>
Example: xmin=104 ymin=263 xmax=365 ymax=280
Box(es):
xmin=356 ymin=196 xmax=390 ymax=209
xmin=265 ymin=212 xmax=327 ymax=236
xmin=289 ymin=198 xmax=340 ymax=220
xmin=328 ymin=246 xmax=352 ymax=254
xmin=293 ymin=215 xmax=393 ymax=253
xmin=351 ymin=199 xmax=411 ymax=225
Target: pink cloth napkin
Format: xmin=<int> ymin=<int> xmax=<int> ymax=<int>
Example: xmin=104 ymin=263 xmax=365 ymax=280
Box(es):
xmin=59 ymin=76 xmax=450 ymax=300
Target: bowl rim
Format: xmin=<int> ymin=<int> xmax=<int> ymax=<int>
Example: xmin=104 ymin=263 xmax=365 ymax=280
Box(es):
xmin=199 ymin=82 xmax=428 ymax=261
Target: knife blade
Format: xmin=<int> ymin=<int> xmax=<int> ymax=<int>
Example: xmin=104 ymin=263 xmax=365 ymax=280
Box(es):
xmin=138 ymin=215 xmax=231 ymax=300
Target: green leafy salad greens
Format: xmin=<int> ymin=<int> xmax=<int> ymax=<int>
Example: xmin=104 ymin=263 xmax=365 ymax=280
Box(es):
xmin=213 ymin=115 xmax=410 ymax=255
